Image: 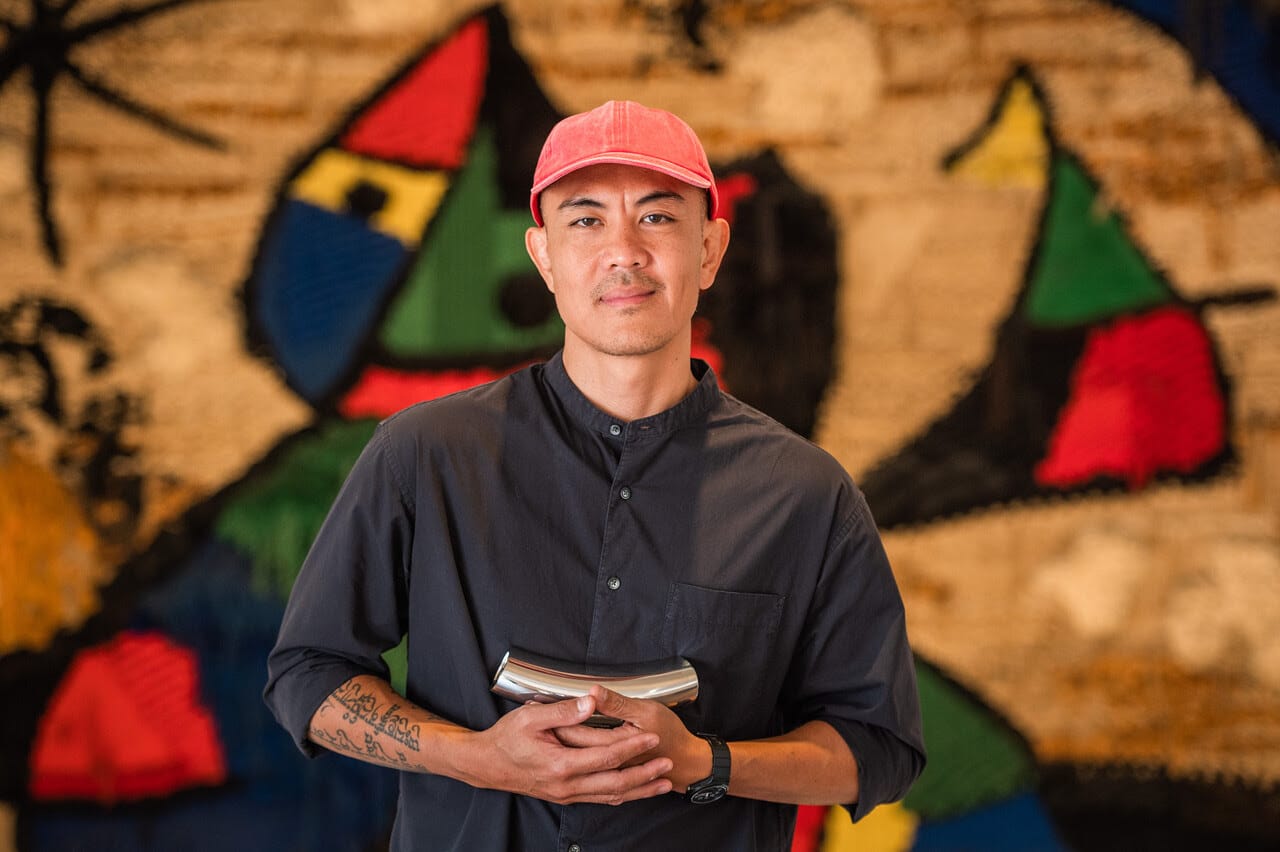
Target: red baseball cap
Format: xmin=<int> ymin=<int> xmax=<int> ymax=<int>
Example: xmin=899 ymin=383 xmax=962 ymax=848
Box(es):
xmin=529 ymin=100 xmax=718 ymax=225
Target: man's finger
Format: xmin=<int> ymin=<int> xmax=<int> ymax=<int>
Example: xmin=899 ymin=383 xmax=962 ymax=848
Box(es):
xmin=544 ymin=727 xmax=662 ymax=779
xmin=516 ymin=695 xmax=596 ymax=731
xmin=589 ymin=776 xmax=673 ymax=805
xmin=558 ymin=757 xmax=674 ymax=805
xmin=554 ymin=721 xmax=641 ymax=749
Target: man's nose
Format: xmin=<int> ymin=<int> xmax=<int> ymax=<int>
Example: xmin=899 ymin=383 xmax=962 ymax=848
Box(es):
xmin=605 ymin=223 xmax=647 ymax=268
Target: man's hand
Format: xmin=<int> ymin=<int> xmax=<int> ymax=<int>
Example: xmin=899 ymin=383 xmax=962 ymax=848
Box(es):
xmin=467 ymin=694 xmax=674 ymax=805
xmin=553 ymin=685 xmax=711 ymax=793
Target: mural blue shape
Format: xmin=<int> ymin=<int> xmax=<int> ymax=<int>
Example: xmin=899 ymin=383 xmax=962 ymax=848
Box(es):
xmin=1115 ymin=0 xmax=1280 ymax=144
xmin=251 ymin=199 xmax=408 ymax=401
xmin=913 ymin=792 xmax=1071 ymax=852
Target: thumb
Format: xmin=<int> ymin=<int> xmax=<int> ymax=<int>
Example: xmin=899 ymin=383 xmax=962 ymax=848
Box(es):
xmin=522 ymin=694 xmax=596 ymax=731
xmin=574 ymin=693 xmax=597 ymax=717
xmin=588 ymin=684 xmax=633 ymax=717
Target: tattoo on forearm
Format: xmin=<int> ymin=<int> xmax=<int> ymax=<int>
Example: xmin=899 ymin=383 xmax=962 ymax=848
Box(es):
xmin=310 ymin=724 xmax=413 ymax=768
xmin=310 ymin=726 xmax=361 ymax=755
xmin=364 ymin=733 xmax=402 ymax=763
xmin=315 ymin=679 xmax=431 ymax=755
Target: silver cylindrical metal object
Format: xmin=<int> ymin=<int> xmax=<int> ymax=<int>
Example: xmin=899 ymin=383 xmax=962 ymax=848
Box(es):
xmin=491 ymin=648 xmax=699 ymax=727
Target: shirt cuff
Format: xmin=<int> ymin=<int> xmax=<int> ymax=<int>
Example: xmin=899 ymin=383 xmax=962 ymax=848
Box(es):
xmin=264 ymin=655 xmax=376 ymax=758
xmin=822 ymin=717 xmax=927 ymax=822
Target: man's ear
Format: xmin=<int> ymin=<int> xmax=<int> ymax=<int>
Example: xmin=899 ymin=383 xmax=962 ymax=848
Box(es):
xmin=699 ymin=217 xmax=731 ymax=292
xmin=525 ymin=226 xmax=555 ymax=293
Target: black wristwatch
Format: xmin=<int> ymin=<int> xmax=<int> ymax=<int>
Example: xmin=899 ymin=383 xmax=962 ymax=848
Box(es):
xmin=685 ymin=733 xmax=730 ymax=804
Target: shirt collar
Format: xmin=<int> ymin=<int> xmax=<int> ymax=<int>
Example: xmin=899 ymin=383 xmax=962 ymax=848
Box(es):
xmin=542 ymin=350 xmax=721 ymax=438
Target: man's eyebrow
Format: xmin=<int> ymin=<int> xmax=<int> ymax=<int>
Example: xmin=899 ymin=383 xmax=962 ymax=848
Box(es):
xmin=557 ymin=196 xmax=605 ymax=211
xmin=637 ymin=190 xmax=687 ymax=206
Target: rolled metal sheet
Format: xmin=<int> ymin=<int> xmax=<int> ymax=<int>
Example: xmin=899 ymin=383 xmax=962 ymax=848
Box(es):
xmin=491 ymin=647 xmax=699 ymax=728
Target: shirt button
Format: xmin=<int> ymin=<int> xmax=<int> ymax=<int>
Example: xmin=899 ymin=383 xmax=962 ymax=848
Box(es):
xmin=609 ymin=424 xmax=621 ymax=436
xmin=607 ymin=576 xmax=621 ymax=591
xmin=568 ymin=845 xmax=582 ymax=852
xmin=620 ymin=486 xmax=632 ymax=500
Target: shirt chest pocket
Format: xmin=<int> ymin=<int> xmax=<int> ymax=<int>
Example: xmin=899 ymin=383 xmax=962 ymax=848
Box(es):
xmin=662 ymin=582 xmax=786 ymax=734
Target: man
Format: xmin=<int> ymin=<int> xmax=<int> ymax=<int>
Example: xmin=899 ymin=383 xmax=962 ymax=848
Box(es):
xmin=265 ymin=100 xmax=925 ymax=850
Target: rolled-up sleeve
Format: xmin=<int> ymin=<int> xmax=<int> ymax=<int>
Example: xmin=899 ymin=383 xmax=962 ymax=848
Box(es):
xmin=783 ymin=487 xmax=926 ymax=820
xmin=263 ymin=425 xmax=415 ymax=756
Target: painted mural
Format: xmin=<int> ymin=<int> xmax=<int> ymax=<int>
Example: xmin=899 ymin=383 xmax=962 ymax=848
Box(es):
xmin=862 ymin=66 xmax=1273 ymax=526
xmin=1 ymin=1 xmax=1278 ymax=850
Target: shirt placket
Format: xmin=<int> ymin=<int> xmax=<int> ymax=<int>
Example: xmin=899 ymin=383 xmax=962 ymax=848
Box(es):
xmin=584 ymin=417 xmax=644 ymax=669
xmin=560 ymin=419 xmax=650 ymax=851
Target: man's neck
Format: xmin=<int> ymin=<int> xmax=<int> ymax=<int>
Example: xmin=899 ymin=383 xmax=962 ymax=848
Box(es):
xmin=561 ymin=342 xmax=698 ymax=423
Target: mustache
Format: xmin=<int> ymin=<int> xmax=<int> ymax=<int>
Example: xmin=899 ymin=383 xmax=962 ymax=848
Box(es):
xmin=591 ymin=271 xmax=664 ymax=300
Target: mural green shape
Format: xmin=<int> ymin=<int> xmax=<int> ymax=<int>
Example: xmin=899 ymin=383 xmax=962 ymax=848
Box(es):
xmin=902 ymin=661 xmax=1036 ymax=820
xmin=217 ymin=419 xmax=408 ymax=686
xmin=379 ymin=124 xmax=561 ymax=357
xmin=215 ymin=419 xmax=378 ymax=600
xmin=384 ymin=636 xmax=408 ymax=695
xmin=1024 ymin=155 xmax=1172 ymax=327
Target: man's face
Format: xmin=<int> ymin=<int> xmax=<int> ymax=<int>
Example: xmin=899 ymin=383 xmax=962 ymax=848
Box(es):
xmin=525 ymin=163 xmax=729 ymax=364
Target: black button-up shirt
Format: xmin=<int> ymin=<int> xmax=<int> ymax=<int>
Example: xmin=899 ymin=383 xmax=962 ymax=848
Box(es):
xmin=265 ymin=353 xmax=924 ymax=851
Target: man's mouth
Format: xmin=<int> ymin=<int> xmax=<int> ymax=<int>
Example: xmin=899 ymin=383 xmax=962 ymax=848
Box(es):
xmin=595 ymin=274 xmax=662 ymax=307
xmin=599 ymin=288 xmax=656 ymax=307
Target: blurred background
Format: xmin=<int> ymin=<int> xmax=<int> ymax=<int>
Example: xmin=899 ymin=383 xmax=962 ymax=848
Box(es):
xmin=1 ymin=1 xmax=1278 ymax=849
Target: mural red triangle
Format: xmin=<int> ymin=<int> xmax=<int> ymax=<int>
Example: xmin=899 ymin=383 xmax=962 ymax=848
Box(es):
xmin=1035 ymin=306 xmax=1226 ymax=489
xmin=29 ymin=631 xmax=227 ymax=802
xmin=339 ymin=16 xmax=488 ymax=168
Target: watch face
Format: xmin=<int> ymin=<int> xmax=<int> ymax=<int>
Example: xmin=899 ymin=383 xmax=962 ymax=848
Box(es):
xmin=689 ymin=785 xmax=728 ymax=804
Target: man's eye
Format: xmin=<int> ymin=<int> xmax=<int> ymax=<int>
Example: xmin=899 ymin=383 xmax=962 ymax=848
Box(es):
xmin=569 ymin=217 xmax=601 ymax=227
xmin=641 ymin=213 xmax=674 ymax=224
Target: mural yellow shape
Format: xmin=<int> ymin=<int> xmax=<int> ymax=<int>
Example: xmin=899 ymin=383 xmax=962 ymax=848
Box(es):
xmin=290 ymin=149 xmax=448 ymax=245
xmin=0 ymin=446 xmax=106 ymax=654
xmin=0 ymin=801 xmax=13 ymax=852
xmin=949 ymin=76 xmax=1049 ymax=190
xmin=822 ymin=801 xmax=918 ymax=852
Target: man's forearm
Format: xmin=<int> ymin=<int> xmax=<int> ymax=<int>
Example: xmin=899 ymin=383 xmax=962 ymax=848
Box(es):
xmin=725 ymin=720 xmax=860 ymax=805
xmin=307 ymin=674 xmax=472 ymax=776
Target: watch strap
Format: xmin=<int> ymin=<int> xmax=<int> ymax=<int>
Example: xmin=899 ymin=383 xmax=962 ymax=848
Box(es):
xmin=701 ymin=733 xmax=730 ymax=781
xmin=685 ymin=733 xmax=730 ymax=803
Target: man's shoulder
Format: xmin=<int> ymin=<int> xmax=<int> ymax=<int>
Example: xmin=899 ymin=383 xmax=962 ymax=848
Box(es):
xmin=713 ymin=391 xmax=852 ymax=480
xmin=711 ymin=394 xmax=876 ymax=542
